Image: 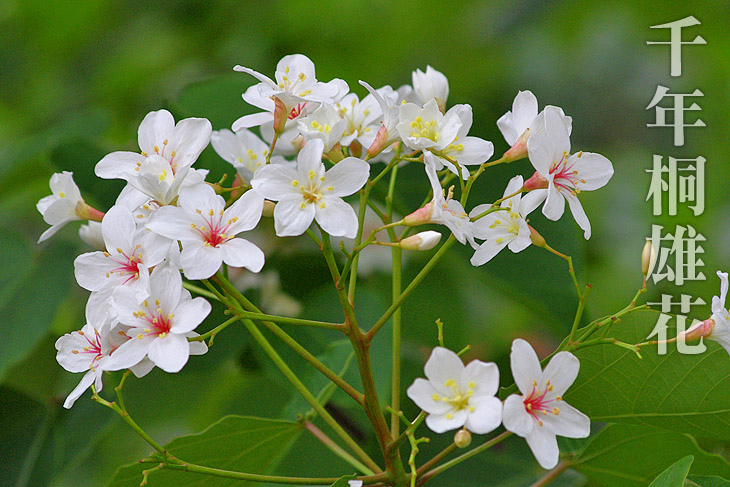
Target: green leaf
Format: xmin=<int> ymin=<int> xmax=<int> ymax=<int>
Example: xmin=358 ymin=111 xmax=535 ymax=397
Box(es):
xmin=108 ymin=416 xmax=303 ymax=487
xmin=566 ymin=309 xmax=730 ymax=440
xmin=686 ymin=475 xmax=730 ymax=486
xmin=648 ymin=455 xmax=694 ymax=487
xmin=0 ymin=238 xmax=77 ymax=380
xmin=572 ymin=424 xmax=730 ymax=487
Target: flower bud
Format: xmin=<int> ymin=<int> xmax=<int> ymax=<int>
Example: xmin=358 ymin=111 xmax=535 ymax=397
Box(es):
xmin=262 ymin=200 xmax=276 ymax=218
xmin=523 ymin=170 xmax=548 ymax=191
xmin=642 ymin=238 xmax=657 ymax=279
xmin=528 ymin=224 xmax=546 ymax=248
xmin=403 ymin=202 xmax=434 ymax=226
xmin=399 ymin=231 xmax=441 ymax=251
xmin=454 ymin=429 xmax=472 ymax=448
xmin=74 ymin=201 xmax=105 ymax=222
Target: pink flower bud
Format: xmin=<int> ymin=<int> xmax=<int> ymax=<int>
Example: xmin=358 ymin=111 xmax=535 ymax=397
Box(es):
xmin=399 ymin=231 xmax=441 ymax=251
xmin=403 ymin=202 xmax=434 ymax=226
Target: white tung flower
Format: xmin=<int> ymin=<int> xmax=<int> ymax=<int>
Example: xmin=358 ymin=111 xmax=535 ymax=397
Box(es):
xmin=233 ymin=54 xmax=348 ymax=131
xmin=412 ymin=65 xmax=449 ymax=112
xmin=680 ymin=271 xmax=730 ymax=353
xmin=106 ymin=264 xmax=211 ymax=373
xmin=74 ymin=205 xmax=169 ymax=302
xmin=497 ymin=91 xmax=572 ymax=147
xmin=502 ymin=339 xmax=590 ymax=469
xmin=396 ymin=99 xmax=462 ymax=152
xmin=95 ymin=109 xmax=212 ymax=181
xmin=429 ymin=104 xmax=494 ymax=180
xmin=525 ymin=109 xmax=614 ymax=239
xmin=251 ymin=139 xmax=370 ymax=238
xmin=146 ymin=184 xmax=265 ymax=280
xmin=37 ymin=171 xmax=102 ymax=243
xmin=405 ymin=153 xmax=474 ymax=247
xmin=406 ymin=347 xmax=502 ymax=434
xmin=297 ymin=102 xmax=347 ymax=152
xmin=56 ymin=323 xmax=111 ymax=409
xmin=210 ymin=128 xmax=290 ymax=184
xmin=470 ymin=175 xmax=538 ymax=266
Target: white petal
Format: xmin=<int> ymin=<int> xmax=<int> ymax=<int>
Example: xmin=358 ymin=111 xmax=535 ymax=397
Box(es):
xmin=273 ymin=196 xmax=315 ymax=237
xmin=138 ymin=110 xmax=175 ymax=156
xmin=564 ymin=192 xmax=591 ymax=239
xmin=95 ymin=152 xmax=145 ymax=180
xmin=525 ymin=422 xmax=560 ymax=469
xmin=170 ymin=117 xmax=212 ymax=166
xmin=105 ymin=336 xmax=152 ymax=371
xmin=232 ymin=111 xmax=274 ymax=131
xmin=101 ymin=205 xmax=135 ymax=253
xmin=425 ymin=409 xmax=467 ymax=433
xmin=148 ymin=334 xmax=190 ymax=373
xmin=170 ymin=297 xmax=211 ymax=334
xmin=74 ymin=252 xmax=116 ymax=291
xmin=502 ymin=394 xmax=534 ymax=437
xmin=713 ymin=271 xmax=729 ymax=315
xmin=510 ymin=339 xmax=543 ymax=395
xmin=519 ymin=190 xmax=547 ymax=217
xmin=63 ymin=370 xmax=97 ymax=409
xmin=315 ymin=197 xmax=358 ymax=238
xmin=323 ymin=157 xmax=370 ymax=197
xmin=250 ymin=165 xmax=300 ymax=201
xmin=540 ymin=351 xmax=580 ymax=397
xmin=221 ymin=238 xmax=265 ymax=273
xmin=453 ymin=137 xmax=494 ymax=165
xmin=462 ymin=361 xmax=499 ymax=398
xmin=464 ymin=396 xmax=502 ymax=434
xmin=470 ymin=239 xmax=509 ymax=266
xmin=146 ymin=206 xmax=199 ymax=241
xmin=296 ymin=139 xmax=326 ymax=181
xmin=542 ymin=183 xmax=566 ymax=221
xmin=130 ymin=358 xmax=155 ymax=378
xmin=571 ymin=152 xmax=614 ymax=191
xmin=526 ymin=133 xmax=556 ymax=178
xmin=149 ymin=263 xmax=183 ymax=311
xmin=406 ymin=378 xmax=453 ymax=415
xmin=181 ymin=242 xmax=223 ymax=280
xmin=544 ymin=402 xmax=590 ymax=439
xmin=224 ymin=190 xmax=264 ymax=234
xmin=424 ymin=347 xmax=465 ymax=395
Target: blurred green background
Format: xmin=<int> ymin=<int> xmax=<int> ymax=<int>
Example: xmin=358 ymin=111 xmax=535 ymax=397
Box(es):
xmin=2 ymin=0 xmax=729 ymax=486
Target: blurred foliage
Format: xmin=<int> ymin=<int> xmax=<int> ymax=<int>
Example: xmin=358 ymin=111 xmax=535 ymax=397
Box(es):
xmin=3 ymin=0 xmax=730 ymax=486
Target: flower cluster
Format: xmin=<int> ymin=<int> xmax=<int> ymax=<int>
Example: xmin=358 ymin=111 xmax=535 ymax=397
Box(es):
xmin=407 ymin=340 xmax=589 ymax=469
xmin=39 ymin=54 xmax=612 ymax=472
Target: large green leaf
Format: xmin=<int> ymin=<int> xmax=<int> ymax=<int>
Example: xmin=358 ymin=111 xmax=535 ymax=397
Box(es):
xmin=648 ymin=456 xmax=694 ymax=487
xmin=109 ymin=416 xmax=303 ymax=487
xmin=566 ymin=309 xmax=730 ymax=439
xmin=572 ymin=424 xmax=730 ymax=487
xmin=0 ymin=237 xmax=77 ymax=380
